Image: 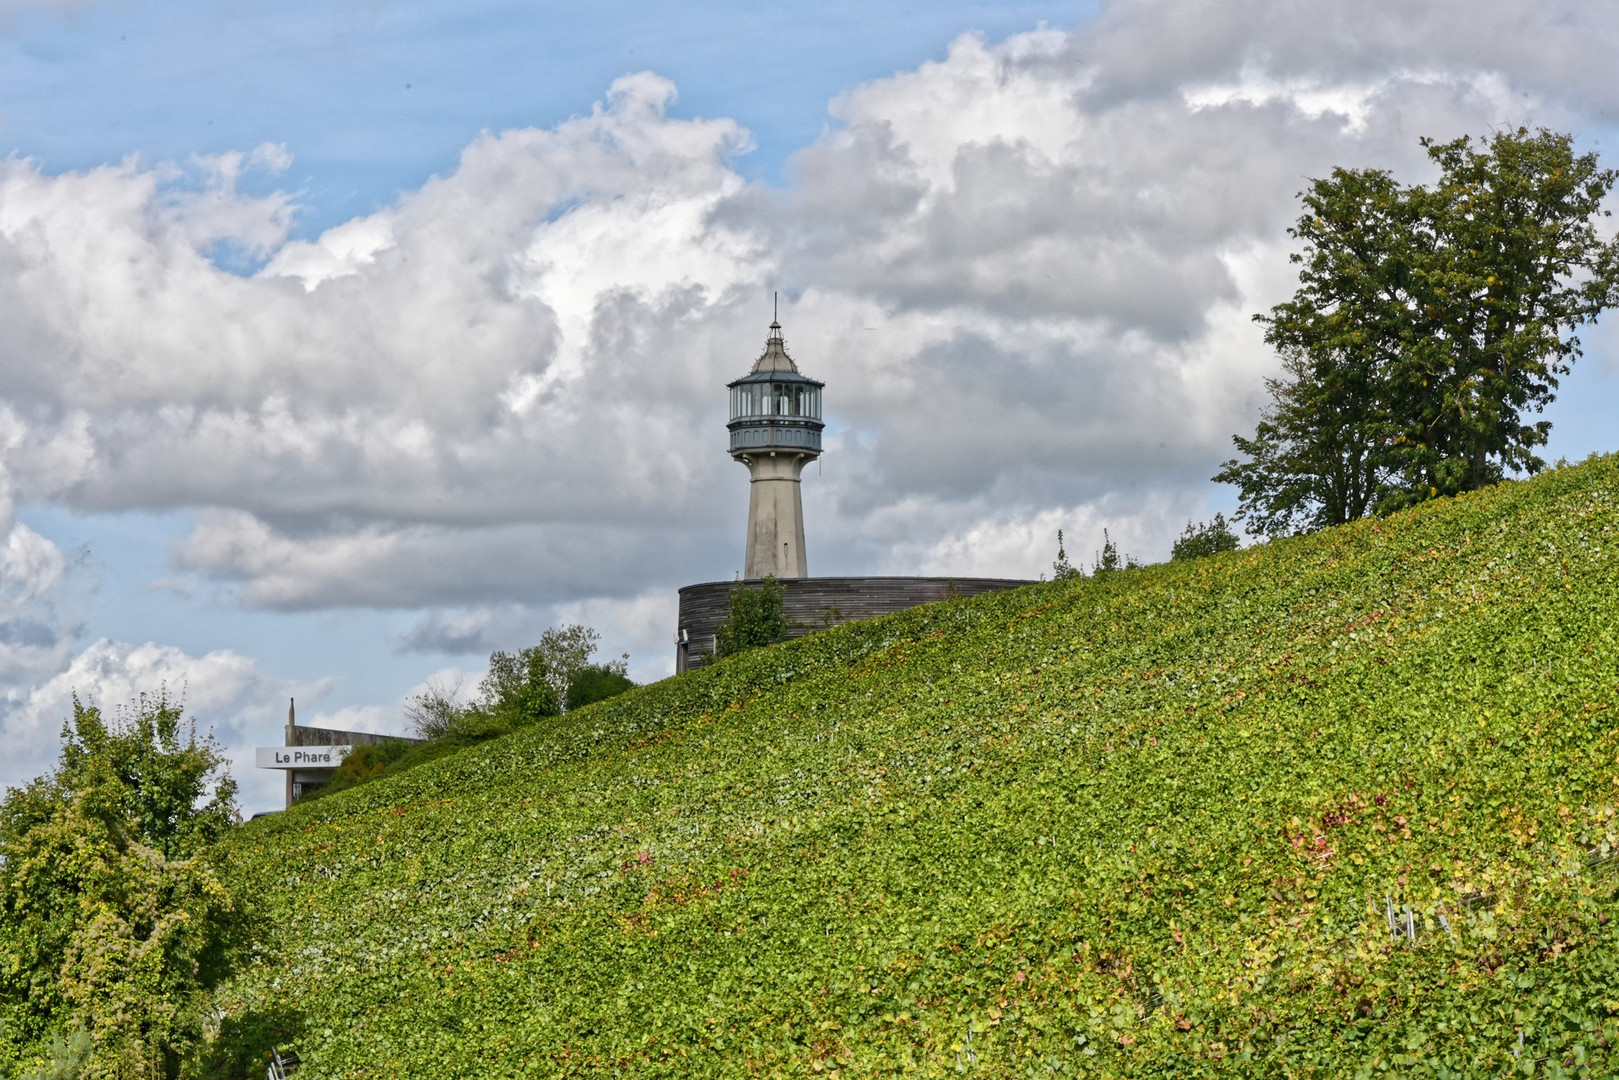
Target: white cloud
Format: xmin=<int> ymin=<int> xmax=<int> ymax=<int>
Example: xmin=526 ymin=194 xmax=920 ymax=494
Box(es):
xmin=2 ymin=639 xmax=283 ymax=808
xmin=0 ymin=0 xmax=1616 ymax=734
xmin=0 ymin=410 xmax=81 ymax=684
xmin=0 ymin=636 xmax=426 ymax=813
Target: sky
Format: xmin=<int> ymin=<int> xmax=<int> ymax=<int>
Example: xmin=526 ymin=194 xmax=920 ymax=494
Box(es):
xmin=1 ymin=0 xmax=1617 ymax=814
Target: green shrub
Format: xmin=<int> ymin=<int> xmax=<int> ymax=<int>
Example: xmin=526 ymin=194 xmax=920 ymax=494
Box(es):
xmin=1051 ymin=529 xmax=1081 ymax=580
xmin=566 ymin=665 xmax=635 ymax=709
xmin=1170 ymin=512 xmax=1241 ymax=560
xmin=1091 ymin=527 xmax=1140 ymax=573
xmin=317 ymin=740 xmax=416 ymax=798
xmin=713 ymin=575 xmax=787 ymax=658
xmin=0 ymin=696 xmax=244 ymax=1078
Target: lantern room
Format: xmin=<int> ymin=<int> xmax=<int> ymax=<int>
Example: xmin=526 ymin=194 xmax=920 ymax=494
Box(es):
xmin=726 ymin=319 xmax=825 ymax=458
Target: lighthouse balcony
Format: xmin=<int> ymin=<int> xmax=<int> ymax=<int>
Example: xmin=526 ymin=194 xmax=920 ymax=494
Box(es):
xmin=728 ymin=422 xmax=823 ymax=454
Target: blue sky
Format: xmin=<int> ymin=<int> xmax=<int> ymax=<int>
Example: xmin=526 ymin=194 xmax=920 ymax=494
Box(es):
xmin=1 ymin=0 xmax=1094 ymax=234
xmin=0 ymin=0 xmax=1095 ymax=810
xmin=2 ymin=0 xmax=1617 ymax=813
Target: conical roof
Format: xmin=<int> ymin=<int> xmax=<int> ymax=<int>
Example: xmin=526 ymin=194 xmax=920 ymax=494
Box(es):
xmin=751 ymin=318 xmax=799 ymax=374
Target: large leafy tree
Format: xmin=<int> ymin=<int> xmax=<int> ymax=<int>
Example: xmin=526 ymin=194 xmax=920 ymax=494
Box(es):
xmin=0 ymin=694 xmax=242 ymax=1078
xmin=1219 ymin=128 xmax=1619 ymax=534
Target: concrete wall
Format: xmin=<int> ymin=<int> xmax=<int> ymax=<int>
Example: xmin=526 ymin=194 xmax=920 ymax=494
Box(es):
xmin=675 ymin=575 xmax=1033 ymax=672
xmin=740 ymin=453 xmax=810 ymax=579
xmin=283 ymin=723 xmax=425 ymax=807
xmin=286 ymin=724 xmax=425 ymax=748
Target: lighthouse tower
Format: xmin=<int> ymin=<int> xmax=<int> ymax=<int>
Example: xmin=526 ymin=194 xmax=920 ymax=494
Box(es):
xmin=727 ymin=306 xmax=825 ymax=578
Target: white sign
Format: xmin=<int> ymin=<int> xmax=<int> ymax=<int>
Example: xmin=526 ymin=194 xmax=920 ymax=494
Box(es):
xmin=255 ymin=746 xmax=353 ymax=769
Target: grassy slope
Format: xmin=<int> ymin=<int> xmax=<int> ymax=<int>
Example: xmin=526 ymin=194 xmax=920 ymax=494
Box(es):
xmin=215 ymin=458 xmax=1619 ymax=1078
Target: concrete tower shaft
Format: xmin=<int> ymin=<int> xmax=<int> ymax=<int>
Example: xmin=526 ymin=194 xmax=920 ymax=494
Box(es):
xmin=727 ymin=311 xmax=824 ymax=579
xmin=742 ymin=453 xmax=810 ymax=578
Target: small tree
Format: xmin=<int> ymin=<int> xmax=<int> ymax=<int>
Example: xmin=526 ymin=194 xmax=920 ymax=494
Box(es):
xmin=403 ymin=677 xmax=469 ymax=739
xmin=476 ymin=624 xmax=631 ymax=724
xmin=531 ymin=624 xmax=621 ymax=713
xmin=1092 ymin=529 xmax=1143 ymax=574
xmin=1171 ymin=514 xmax=1241 ymax=561
xmin=714 ymin=576 xmax=787 ymax=658
xmin=566 ymin=664 xmax=635 ymax=710
xmin=476 ymin=647 xmax=561 ymax=728
xmin=0 ymin=694 xmax=243 ymax=1077
xmin=1052 ymin=530 xmax=1082 ymax=581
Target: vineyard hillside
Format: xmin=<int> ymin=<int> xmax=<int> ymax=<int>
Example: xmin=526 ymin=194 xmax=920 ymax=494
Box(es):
xmin=214 ymin=456 xmax=1619 ymax=1077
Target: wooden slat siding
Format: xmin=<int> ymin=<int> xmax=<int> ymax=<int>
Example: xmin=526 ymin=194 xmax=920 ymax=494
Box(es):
xmin=675 ymin=576 xmax=1035 ymax=672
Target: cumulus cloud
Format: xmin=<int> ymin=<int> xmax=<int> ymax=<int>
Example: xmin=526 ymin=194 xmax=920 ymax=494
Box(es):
xmin=0 ymin=636 xmax=419 ymax=812
xmin=3 ymin=639 xmax=283 ymax=808
xmin=0 ymin=0 xmax=1615 ymax=704
xmin=395 ymin=589 xmax=675 ymax=687
xmin=0 ymin=410 xmax=83 ymax=685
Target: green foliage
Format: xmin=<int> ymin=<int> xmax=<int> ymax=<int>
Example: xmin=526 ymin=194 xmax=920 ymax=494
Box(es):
xmin=214 ymin=455 xmax=1619 ymax=1076
xmin=713 ymin=575 xmax=787 ymax=658
xmin=1051 ymin=530 xmax=1081 ymax=581
xmin=402 ymin=677 xmax=468 ymax=740
xmin=54 ymin=693 xmax=238 ymax=862
xmin=1091 ymin=528 xmax=1139 ymax=574
xmin=325 ymin=631 xmax=636 ymax=802
xmin=566 ymin=665 xmax=635 ymax=710
xmin=478 ymin=624 xmax=628 ymax=719
xmin=1170 ymin=514 xmax=1240 ymax=561
xmin=476 ymin=647 xmax=563 ymax=727
xmin=13 ymin=1028 xmax=90 ymax=1080
xmin=0 ymin=696 xmax=243 ymax=1078
xmin=318 ymin=740 xmax=415 ymax=797
xmin=1221 ymin=128 xmax=1619 ymax=535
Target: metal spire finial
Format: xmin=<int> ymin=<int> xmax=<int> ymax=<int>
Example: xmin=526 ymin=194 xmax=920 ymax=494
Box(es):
xmin=751 ymin=291 xmax=796 ymax=371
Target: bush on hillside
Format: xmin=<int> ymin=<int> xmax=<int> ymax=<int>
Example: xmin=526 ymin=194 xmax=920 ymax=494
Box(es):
xmin=1170 ymin=513 xmax=1240 ymax=561
xmin=1051 ymin=529 xmax=1082 ymax=580
xmin=324 ymin=740 xmax=415 ymax=789
xmin=479 ymin=624 xmax=632 ymax=719
xmin=324 ymin=629 xmax=639 ymax=802
xmin=714 ymin=575 xmax=787 ymax=658
xmin=1091 ymin=528 xmax=1140 ymax=573
xmin=567 ymin=665 xmax=636 ymax=709
xmin=403 ymin=677 xmax=466 ymax=740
